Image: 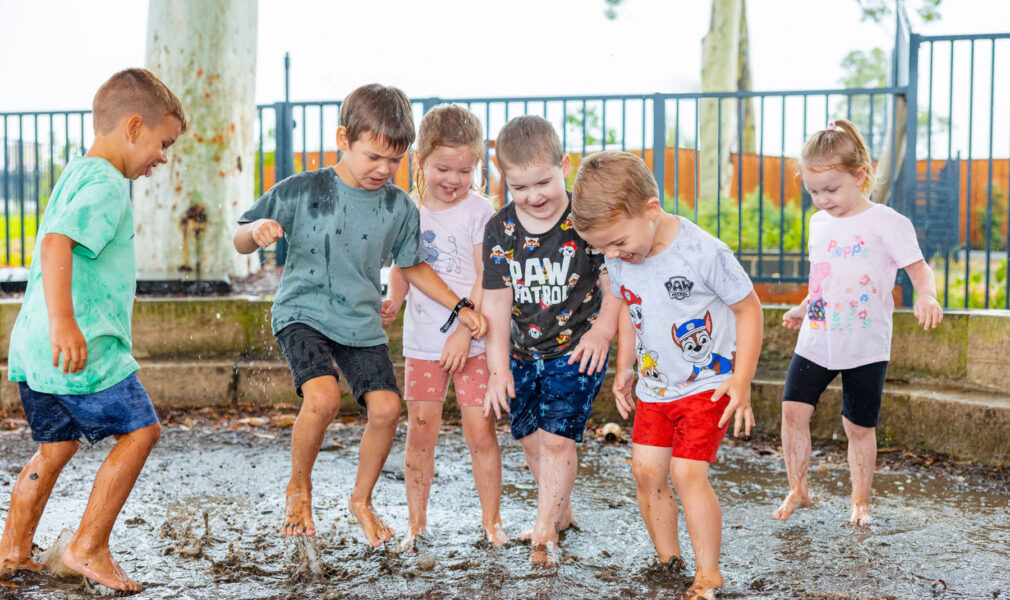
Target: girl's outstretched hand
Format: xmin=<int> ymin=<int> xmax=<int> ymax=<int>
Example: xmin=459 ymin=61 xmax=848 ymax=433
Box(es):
xmin=913 ymin=295 xmax=943 ymax=330
xmin=781 ymin=305 xmax=805 ymax=330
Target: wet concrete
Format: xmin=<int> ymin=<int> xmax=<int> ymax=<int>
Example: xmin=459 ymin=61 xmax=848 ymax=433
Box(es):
xmin=0 ymin=414 xmax=1007 ymax=599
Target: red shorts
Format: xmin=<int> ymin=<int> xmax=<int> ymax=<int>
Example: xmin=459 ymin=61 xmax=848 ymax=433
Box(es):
xmin=631 ymin=389 xmax=730 ymax=463
xmin=403 ymin=354 xmax=489 ymax=408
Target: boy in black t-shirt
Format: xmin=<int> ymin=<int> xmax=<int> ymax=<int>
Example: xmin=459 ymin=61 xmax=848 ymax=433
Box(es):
xmin=482 ymin=116 xmax=620 ymax=566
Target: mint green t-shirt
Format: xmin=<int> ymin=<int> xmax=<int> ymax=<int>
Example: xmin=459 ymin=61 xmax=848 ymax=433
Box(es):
xmin=8 ymin=157 xmax=139 ymax=394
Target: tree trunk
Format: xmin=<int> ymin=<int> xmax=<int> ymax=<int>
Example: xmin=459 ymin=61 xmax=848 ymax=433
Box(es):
xmin=738 ymin=1 xmax=756 ymax=155
xmin=699 ymin=0 xmax=742 ymax=202
xmin=871 ymin=95 xmax=907 ymax=205
xmin=134 ymin=0 xmax=258 ymax=281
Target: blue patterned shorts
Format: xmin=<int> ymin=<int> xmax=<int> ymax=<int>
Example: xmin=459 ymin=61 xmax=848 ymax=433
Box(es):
xmin=508 ymin=354 xmax=607 ymax=442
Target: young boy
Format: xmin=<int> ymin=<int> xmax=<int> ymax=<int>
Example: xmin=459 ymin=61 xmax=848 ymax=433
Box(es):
xmin=482 ymin=116 xmax=620 ymax=566
xmin=0 ymin=69 xmax=185 ymax=592
xmin=234 ymin=84 xmax=487 ymax=547
xmin=571 ymin=151 xmax=762 ymax=599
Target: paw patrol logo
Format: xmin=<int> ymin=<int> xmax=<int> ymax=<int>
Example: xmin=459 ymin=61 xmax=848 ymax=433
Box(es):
xmin=665 ymin=276 xmax=693 ymax=300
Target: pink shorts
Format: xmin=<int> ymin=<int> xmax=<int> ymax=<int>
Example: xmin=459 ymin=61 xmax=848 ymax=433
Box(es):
xmin=631 ymin=389 xmax=730 ymax=463
xmin=403 ymin=354 xmax=489 ymax=408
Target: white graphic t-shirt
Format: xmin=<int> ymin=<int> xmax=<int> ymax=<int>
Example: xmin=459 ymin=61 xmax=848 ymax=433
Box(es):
xmin=403 ymin=190 xmax=495 ymax=360
xmin=795 ymin=203 xmax=923 ymax=370
xmin=606 ymin=217 xmax=754 ymax=403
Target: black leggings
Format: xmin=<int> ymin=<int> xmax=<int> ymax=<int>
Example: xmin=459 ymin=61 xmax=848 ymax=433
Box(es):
xmin=781 ymin=354 xmax=889 ymax=428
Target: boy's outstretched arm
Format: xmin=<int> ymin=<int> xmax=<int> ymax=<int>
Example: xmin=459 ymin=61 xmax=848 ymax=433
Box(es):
xmin=568 ymin=271 xmax=621 ymax=375
xmin=399 ymin=262 xmax=487 ymax=338
xmin=234 ymin=219 xmax=284 ymax=255
xmin=481 ymin=287 xmax=514 ymax=419
xmin=380 ymin=265 xmax=409 ymax=326
xmin=612 ymin=298 xmax=637 ymax=420
xmin=712 ymin=290 xmax=763 ymax=437
xmin=904 ymin=259 xmax=943 ymax=330
xmin=40 ymin=233 xmax=86 ymax=374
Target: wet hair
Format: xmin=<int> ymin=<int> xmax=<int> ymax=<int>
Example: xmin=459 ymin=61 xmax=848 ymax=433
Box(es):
xmin=340 ymin=83 xmax=415 ymax=154
xmin=571 ymin=151 xmax=660 ymax=232
xmin=413 ymin=104 xmax=485 ymax=201
xmin=92 ymin=68 xmax=187 ymax=135
xmin=494 ymin=115 xmax=564 ymax=173
xmin=799 ymin=118 xmax=875 ymax=195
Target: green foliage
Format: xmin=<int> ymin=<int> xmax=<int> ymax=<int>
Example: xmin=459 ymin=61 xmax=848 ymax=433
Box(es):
xmin=667 ymin=190 xmax=806 ymax=252
xmin=566 ymin=106 xmax=619 ymax=149
xmin=941 ymin=259 xmax=1008 ymax=309
xmin=969 ymin=184 xmax=1007 ymax=251
xmin=856 ymin=0 xmax=942 ymax=23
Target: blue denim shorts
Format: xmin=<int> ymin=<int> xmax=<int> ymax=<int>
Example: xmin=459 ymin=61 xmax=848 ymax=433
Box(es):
xmin=508 ymin=353 xmax=607 ymax=442
xmin=19 ymin=373 xmax=159 ymax=444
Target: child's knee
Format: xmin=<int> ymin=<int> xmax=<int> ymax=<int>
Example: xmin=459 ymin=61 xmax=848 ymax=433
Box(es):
xmin=842 ymin=418 xmax=874 ymax=440
xmin=632 ymin=459 xmax=669 ymax=489
xmin=465 ymin=426 xmax=499 ymax=455
xmin=539 ymin=431 xmax=573 ymax=456
xmin=366 ymin=394 xmax=401 ymax=427
xmin=670 ymin=460 xmax=710 ymax=491
xmin=40 ymin=440 xmax=81 ymax=462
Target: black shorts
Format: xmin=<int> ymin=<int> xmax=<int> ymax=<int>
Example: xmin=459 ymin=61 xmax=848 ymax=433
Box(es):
xmin=275 ymin=322 xmax=400 ymax=406
xmin=781 ymin=353 xmax=889 ymax=428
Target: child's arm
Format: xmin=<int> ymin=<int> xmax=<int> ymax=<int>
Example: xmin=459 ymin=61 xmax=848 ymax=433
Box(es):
xmin=782 ymin=295 xmax=809 ymax=330
xmin=398 ymin=262 xmax=487 ymax=338
xmin=904 ymin=259 xmax=943 ymax=330
xmin=612 ymin=298 xmax=637 ymax=420
xmin=233 ymin=219 xmax=285 ymax=255
xmin=380 ymin=265 xmax=409 ymax=326
xmin=568 ymin=271 xmax=621 ymax=375
xmin=40 ymin=233 xmax=86 ymax=374
xmin=712 ymin=290 xmax=763 ymax=437
xmin=481 ymin=286 xmax=514 ymax=419
xmin=438 ymin=244 xmax=487 ymax=374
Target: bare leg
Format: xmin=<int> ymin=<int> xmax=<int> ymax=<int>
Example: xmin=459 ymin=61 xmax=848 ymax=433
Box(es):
xmin=528 ymin=430 xmax=577 ymax=566
xmin=62 ymin=423 xmax=160 ymax=592
xmin=285 ymin=376 xmax=342 ymax=537
xmin=631 ymin=444 xmax=681 ymax=562
xmin=400 ymin=400 xmax=442 ymax=553
xmin=460 ymin=406 xmax=507 ymax=546
xmin=670 ymin=458 xmax=724 ymax=593
xmin=348 ymin=390 xmax=400 ymax=547
xmin=517 ymin=431 xmax=573 ymax=541
xmin=843 ymin=416 xmax=876 ymax=526
xmin=0 ymin=441 xmax=79 ymax=578
xmin=773 ymin=401 xmax=815 ymax=522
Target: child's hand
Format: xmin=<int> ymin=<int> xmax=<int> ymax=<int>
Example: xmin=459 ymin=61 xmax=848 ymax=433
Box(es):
xmin=440 ymin=328 xmax=472 ymax=374
xmin=380 ymin=300 xmax=400 ymax=326
xmin=612 ymin=367 xmax=636 ymax=420
xmin=712 ymin=374 xmax=755 ymax=438
xmin=781 ymin=305 xmax=805 ymax=330
xmin=913 ymin=295 xmax=943 ymax=330
xmin=50 ymin=316 xmax=87 ymax=374
xmin=483 ymin=371 xmax=514 ymax=419
xmin=458 ymin=307 xmax=488 ymax=339
xmin=568 ymin=329 xmax=609 ymax=375
xmin=251 ymin=219 xmax=285 ymax=248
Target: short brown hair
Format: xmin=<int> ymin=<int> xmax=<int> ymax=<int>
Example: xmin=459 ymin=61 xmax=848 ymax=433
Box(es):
xmin=92 ymin=68 xmax=187 ymax=135
xmin=799 ymin=118 xmax=875 ymax=195
xmin=495 ymin=115 xmax=564 ymax=173
xmin=413 ymin=104 xmax=486 ymax=199
xmin=340 ymin=84 xmax=415 ymax=154
xmin=571 ymin=151 xmax=659 ymax=232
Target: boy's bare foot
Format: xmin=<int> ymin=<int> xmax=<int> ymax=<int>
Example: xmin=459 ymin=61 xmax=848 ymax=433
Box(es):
xmin=0 ymin=557 xmax=44 ymax=579
xmin=529 ymin=542 xmax=560 ymax=567
xmin=398 ymin=529 xmax=423 ymax=554
xmin=348 ymin=497 xmax=394 ymax=547
xmin=676 ymin=581 xmax=718 ymax=600
xmin=283 ymin=487 xmax=315 ymax=537
xmin=61 ymin=543 xmax=141 ymax=593
xmin=850 ymin=502 xmax=872 ymax=526
xmin=483 ymin=522 xmax=509 ymax=547
xmin=519 ymin=513 xmax=575 ymax=541
xmin=772 ymin=489 xmax=812 ymax=522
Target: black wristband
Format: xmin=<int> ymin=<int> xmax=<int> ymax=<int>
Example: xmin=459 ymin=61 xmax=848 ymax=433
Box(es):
xmin=440 ymin=298 xmax=475 ymax=333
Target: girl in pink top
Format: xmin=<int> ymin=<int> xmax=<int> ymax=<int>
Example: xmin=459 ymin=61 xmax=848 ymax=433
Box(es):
xmin=381 ymin=105 xmax=506 ymax=550
xmin=772 ymin=119 xmax=943 ymax=527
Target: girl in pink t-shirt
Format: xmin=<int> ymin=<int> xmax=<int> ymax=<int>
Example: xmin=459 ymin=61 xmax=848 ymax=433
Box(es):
xmin=380 ymin=105 xmax=506 ymax=551
xmin=772 ymin=119 xmax=943 ymax=527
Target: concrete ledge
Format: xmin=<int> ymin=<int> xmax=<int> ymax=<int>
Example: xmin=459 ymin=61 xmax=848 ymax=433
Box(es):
xmin=137 ymin=360 xmax=236 ymax=408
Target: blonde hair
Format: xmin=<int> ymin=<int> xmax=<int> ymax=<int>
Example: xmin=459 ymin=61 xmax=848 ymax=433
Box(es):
xmin=495 ymin=115 xmax=564 ymax=173
xmin=92 ymin=68 xmax=187 ymax=135
xmin=413 ymin=104 xmax=485 ymax=201
xmin=340 ymin=83 xmax=415 ymax=154
xmin=799 ymin=118 xmax=875 ymax=195
xmin=571 ymin=151 xmax=659 ymax=232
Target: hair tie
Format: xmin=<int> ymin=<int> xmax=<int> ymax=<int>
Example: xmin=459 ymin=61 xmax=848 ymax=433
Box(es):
xmin=826 ymin=121 xmax=838 ymax=131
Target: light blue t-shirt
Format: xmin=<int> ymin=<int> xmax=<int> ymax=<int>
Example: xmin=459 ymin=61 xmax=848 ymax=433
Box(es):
xmin=8 ymin=157 xmax=139 ymax=394
xmin=239 ymin=168 xmax=427 ymax=346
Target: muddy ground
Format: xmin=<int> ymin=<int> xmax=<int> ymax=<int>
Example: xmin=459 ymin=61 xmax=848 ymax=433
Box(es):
xmin=0 ymin=406 xmax=1007 ymax=600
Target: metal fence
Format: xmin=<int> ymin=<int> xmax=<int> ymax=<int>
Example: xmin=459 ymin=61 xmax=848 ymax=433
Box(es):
xmin=2 ymin=18 xmax=1008 ymax=309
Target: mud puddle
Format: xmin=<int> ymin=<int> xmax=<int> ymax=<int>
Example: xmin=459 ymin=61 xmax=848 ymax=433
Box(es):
xmin=0 ymin=410 xmax=1007 ymax=599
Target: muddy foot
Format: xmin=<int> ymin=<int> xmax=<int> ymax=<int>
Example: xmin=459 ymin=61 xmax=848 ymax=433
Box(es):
xmin=283 ymin=487 xmax=315 ymax=537
xmin=519 ymin=517 xmax=574 ymax=543
xmin=348 ymin=498 xmax=394 ymax=547
xmin=772 ymin=489 xmax=812 ymax=522
xmin=0 ymin=557 xmax=44 ymax=580
xmin=61 ymin=543 xmax=142 ymax=593
xmin=529 ymin=542 xmax=560 ymax=568
xmin=850 ymin=502 xmax=872 ymax=526
xmin=677 ymin=581 xmax=717 ymax=600
xmin=398 ymin=529 xmax=424 ymax=554
xmin=483 ymin=522 xmax=509 ymax=548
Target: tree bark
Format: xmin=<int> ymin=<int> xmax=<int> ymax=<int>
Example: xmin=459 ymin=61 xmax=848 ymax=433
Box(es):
xmin=134 ymin=0 xmax=258 ymax=281
xmin=700 ymin=0 xmax=742 ymax=202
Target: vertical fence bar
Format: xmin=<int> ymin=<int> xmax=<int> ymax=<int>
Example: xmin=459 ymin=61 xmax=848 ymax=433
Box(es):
xmin=925 ymin=43 xmax=935 ymax=282
xmin=601 ymin=99 xmax=607 ymax=150
xmin=620 ymin=99 xmax=626 ymax=152
xmin=63 ymin=114 xmax=69 ymax=164
xmin=79 ymin=113 xmax=85 ymax=156
xmin=652 ymin=94 xmax=666 ymax=205
xmin=694 ymin=99 xmax=699 ymax=222
xmin=484 ymin=103 xmax=491 ymax=196
xmin=318 ymin=104 xmax=324 ymax=169
xmin=902 ymin=34 xmax=920 ymax=307
xmin=801 ymin=96 xmax=809 ymax=277
xmin=869 ymin=93 xmax=876 ymax=156
xmin=964 ymin=40 xmax=975 ymax=307
xmin=757 ymin=96 xmax=765 ymax=279
xmin=736 ymin=95 xmax=744 ymax=256
xmin=716 ymin=98 xmax=723 ymax=238
xmin=48 ymin=114 xmax=54 ymax=198
xmin=945 ymin=41 xmax=955 ymax=307
xmin=17 ymin=116 xmax=25 ymax=265
xmin=983 ymin=39 xmax=995 ymax=307
xmin=641 ymin=99 xmax=647 ymax=161
xmin=779 ymin=97 xmax=786 ymax=278
xmin=34 ymin=116 xmax=40 ymax=229
xmin=581 ymin=99 xmax=588 ymax=162
xmin=2 ymin=116 xmax=8 ymax=265
xmin=673 ymin=99 xmax=680 ymax=215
